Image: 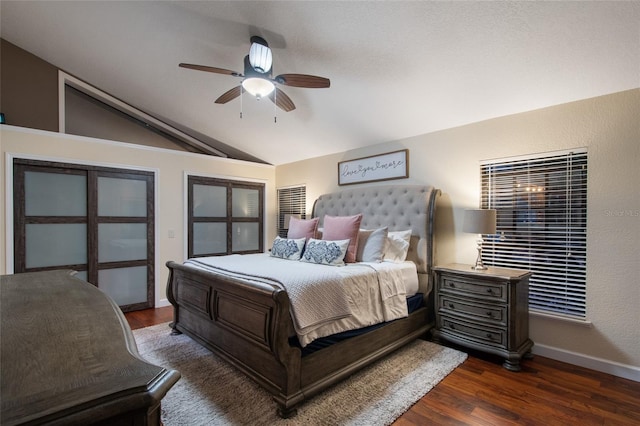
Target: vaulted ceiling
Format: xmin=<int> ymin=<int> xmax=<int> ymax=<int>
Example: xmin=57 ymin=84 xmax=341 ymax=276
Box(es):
xmin=1 ymin=1 xmax=638 ymax=165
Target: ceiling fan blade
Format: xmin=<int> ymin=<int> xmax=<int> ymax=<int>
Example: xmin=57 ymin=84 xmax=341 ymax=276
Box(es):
xmin=179 ymin=63 xmax=242 ymax=77
xmin=215 ymin=86 xmax=244 ymax=104
xmin=268 ymin=88 xmax=296 ymax=112
xmin=274 ymin=74 xmax=330 ymax=88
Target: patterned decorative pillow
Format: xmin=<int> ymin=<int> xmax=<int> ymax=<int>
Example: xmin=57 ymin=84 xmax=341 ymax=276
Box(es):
xmin=384 ymin=229 xmax=412 ymax=262
xmin=287 ymin=217 xmax=319 ymax=240
xmin=300 ymin=238 xmax=350 ymax=266
xmin=270 ymin=236 xmax=306 ymax=260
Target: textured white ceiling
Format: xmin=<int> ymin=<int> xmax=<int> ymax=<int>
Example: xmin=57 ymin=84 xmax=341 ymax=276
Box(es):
xmin=2 ymin=1 xmax=639 ymax=165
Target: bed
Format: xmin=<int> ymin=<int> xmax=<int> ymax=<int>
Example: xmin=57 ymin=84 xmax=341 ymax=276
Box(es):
xmin=165 ymin=184 xmax=440 ymax=417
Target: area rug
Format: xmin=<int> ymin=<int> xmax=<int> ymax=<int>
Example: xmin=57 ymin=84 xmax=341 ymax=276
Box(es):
xmin=133 ymin=323 xmax=467 ymax=426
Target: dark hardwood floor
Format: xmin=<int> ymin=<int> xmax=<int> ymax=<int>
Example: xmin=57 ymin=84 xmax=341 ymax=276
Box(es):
xmin=125 ymin=305 xmax=174 ymax=330
xmin=125 ymin=307 xmax=640 ymax=425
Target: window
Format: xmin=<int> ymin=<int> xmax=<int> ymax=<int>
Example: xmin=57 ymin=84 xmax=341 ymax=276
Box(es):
xmin=480 ymin=149 xmax=588 ymax=319
xmin=13 ymin=159 xmax=155 ymax=312
xmin=277 ymin=185 xmax=307 ymax=238
xmin=188 ymin=176 xmax=264 ymax=258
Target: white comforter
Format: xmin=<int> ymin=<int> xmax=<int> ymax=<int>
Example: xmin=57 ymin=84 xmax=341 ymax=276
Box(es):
xmin=184 ymin=253 xmax=413 ymax=347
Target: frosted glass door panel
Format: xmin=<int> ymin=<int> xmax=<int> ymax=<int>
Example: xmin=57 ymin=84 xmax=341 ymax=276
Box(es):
xmin=193 ymin=223 xmax=226 ymax=255
xmin=232 ymin=188 xmax=260 ymax=217
xmin=98 ymin=266 xmax=147 ymax=306
xmin=98 ymin=177 xmax=147 ymax=217
xmin=98 ymin=223 xmax=147 ymax=262
xmin=25 ymin=171 xmax=86 ymax=216
xmin=25 ymin=224 xmax=87 ymax=268
xmin=232 ymin=223 xmax=259 ymax=252
xmin=193 ymin=185 xmax=226 ymax=217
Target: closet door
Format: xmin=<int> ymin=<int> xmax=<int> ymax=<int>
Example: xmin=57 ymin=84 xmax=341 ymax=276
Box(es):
xmin=13 ymin=159 xmax=154 ymax=312
xmin=231 ymin=186 xmax=261 ymax=252
xmin=17 ymin=167 xmax=89 ymax=279
xmin=188 ymin=176 xmax=264 ymax=258
xmin=191 ymin=182 xmax=228 ymax=256
xmin=96 ymin=172 xmax=154 ymax=310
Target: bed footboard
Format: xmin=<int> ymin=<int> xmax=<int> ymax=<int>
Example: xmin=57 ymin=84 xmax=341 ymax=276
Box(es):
xmin=166 ymin=260 xmax=304 ymax=415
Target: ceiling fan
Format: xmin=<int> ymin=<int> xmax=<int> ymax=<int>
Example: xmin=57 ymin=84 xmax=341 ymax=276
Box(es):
xmin=179 ymin=36 xmax=330 ymax=113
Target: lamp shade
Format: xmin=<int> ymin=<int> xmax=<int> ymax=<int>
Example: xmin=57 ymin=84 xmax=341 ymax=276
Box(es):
xmin=463 ymin=209 xmax=497 ymax=235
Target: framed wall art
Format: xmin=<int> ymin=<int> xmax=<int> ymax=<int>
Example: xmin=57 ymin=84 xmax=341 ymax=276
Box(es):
xmin=338 ymin=149 xmax=409 ymax=186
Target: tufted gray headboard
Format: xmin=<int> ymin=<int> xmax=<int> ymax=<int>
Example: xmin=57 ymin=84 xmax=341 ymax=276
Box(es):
xmin=312 ymin=184 xmax=440 ymax=295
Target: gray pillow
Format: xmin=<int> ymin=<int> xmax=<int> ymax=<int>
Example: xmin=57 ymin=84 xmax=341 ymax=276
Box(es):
xmin=356 ymin=227 xmax=389 ymax=262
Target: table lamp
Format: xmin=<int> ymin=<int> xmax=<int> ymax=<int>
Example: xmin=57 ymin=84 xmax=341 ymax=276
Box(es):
xmin=463 ymin=208 xmax=497 ymax=270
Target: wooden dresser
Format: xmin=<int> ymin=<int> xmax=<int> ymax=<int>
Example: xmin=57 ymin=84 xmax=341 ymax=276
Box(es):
xmin=432 ymin=263 xmax=534 ymax=371
xmin=0 ymin=270 xmax=180 ymax=425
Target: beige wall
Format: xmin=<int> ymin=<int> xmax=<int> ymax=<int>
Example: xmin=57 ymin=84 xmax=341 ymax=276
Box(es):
xmin=276 ymin=89 xmax=640 ymax=379
xmin=0 ymin=126 xmax=277 ymax=305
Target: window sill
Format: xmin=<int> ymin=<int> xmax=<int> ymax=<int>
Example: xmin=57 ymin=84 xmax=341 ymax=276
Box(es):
xmin=529 ymin=309 xmax=593 ymax=327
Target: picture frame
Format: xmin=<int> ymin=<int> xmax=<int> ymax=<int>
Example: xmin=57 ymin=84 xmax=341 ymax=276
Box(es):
xmin=338 ymin=149 xmax=409 ymax=186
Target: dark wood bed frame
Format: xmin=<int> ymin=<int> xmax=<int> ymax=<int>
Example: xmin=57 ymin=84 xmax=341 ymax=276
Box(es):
xmin=165 ymin=184 xmax=440 ymax=417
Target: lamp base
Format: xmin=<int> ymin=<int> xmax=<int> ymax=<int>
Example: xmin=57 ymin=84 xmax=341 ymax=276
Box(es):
xmin=471 ymin=264 xmax=489 ymax=271
xmin=471 ymin=238 xmax=488 ymax=270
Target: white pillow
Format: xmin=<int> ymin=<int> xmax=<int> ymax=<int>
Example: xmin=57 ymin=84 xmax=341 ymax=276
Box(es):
xmin=270 ymin=236 xmax=306 ymax=260
xmin=356 ymin=227 xmax=389 ymax=262
xmin=384 ymin=230 xmax=412 ymax=262
xmin=300 ymin=238 xmax=350 ymax=266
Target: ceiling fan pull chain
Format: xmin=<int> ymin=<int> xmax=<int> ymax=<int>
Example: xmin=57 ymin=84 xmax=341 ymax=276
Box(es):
xmin=274 ymin=89 xmax=277 ymax=123
xmin=240 ymin=87 xmax=243 ymax=119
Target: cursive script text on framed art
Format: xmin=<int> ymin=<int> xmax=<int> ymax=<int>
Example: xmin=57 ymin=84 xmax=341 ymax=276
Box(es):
xmin=338 ymin=149 xmax=409 ymax=186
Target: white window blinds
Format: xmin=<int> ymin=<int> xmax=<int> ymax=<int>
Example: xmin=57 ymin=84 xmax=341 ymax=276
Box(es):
xmin=480 ymin=149 xmax=588 ymax=318
xmin=277 ymin=186 xmax=306 ymax=238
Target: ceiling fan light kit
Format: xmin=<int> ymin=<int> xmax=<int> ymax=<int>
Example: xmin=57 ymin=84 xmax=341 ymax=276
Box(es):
xmin=241 ymin=77 xmax=275 ymax=98
xmin=179 ymin=36 xmax=330 ymax=117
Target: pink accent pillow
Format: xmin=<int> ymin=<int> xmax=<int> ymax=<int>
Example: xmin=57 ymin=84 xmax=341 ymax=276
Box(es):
xmin=322 ymin=214 xmax=363 ymax=263
xmin=287 ymin=217 xmax=319 ymax=240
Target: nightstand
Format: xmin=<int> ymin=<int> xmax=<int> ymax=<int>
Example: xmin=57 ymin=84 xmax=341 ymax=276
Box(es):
xmin=432 ymin=263 xmax=534 ymax=371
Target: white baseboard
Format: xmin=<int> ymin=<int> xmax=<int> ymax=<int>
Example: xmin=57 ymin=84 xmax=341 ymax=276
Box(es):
xmin=156 ymin=298 xmax=171 ymax=308
xmin=532 ymin=344 xmax=640 ymax=382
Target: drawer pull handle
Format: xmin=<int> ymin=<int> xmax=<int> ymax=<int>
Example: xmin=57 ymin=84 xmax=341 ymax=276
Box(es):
xmin=486 ymin=288 xmax=493 ymax=294
xmin=448 ymin=303 xmax=455 ymax=309
xmin=449 ymin=283 xmax=455 ymax=288
xmin=486 ymin=333 xmax=494 ymax=339
xmin=449 ymin=323 xmax=456 ymax=330
xmin=486 ymin=311 xmax=493 ymax=317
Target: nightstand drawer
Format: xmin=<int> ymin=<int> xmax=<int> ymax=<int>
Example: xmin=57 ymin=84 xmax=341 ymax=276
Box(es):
xmin=438 ymin=295 xmax=507 ymax=326
xmin=438 ymin=275 xmax=507 ymax=302
xmin=439 ymin=316 xmax=506 ymax=347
